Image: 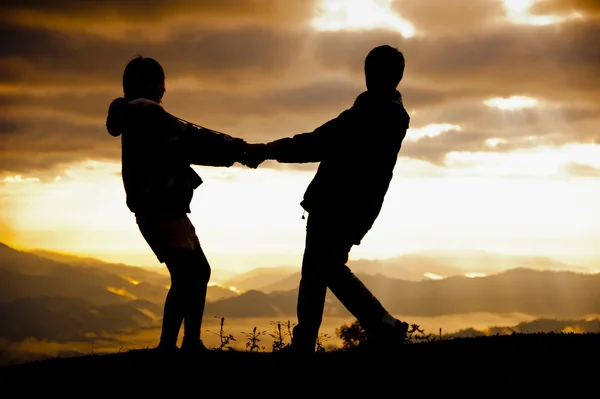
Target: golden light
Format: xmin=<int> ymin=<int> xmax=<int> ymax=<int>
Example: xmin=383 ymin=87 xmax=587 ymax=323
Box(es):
xmin=208 ymin=282 xmax=243 ymax=294
xmin=126 ymin=277 xmax=141 ymax=286
xmin=406 ymin=123 xmax=462 ymax=141
xmin=106 ymin=287 xmax=137 ymax=299
xmin=312 ymin=0 xmax=416 ymax=37
xmin=503 ymin=0 xmax=535 ymax=14
xmin=485 ymin=138 xmax=508 ymax=148
xmin=465 ymin=273 xmax=487 ymax=278
xmin=424 ymin=272 xmax=445 ymax=280
xmin=484 ymin=96 xmax=539 ymax=110
xmin=503 ymin=0 xmax=583 ymax=25
xmin=3 ymin=175 xmax=40 ymax=183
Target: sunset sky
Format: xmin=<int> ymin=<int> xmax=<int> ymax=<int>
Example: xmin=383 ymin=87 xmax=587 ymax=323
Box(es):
xmin=1 ymin=0 xmax=599 ymax=273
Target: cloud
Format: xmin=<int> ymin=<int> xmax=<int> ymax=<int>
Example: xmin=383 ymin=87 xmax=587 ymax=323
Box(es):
xmin=0 ymin=0 xmax=317 ymax=31
xmin=531 ymin=0 xmax=600 ymax=16
xmin=0 ymin=23 xmax=307 ymax=89
xmin=392 ymin=0 xmax=507 ymax=35
xmin=1 ymin=1 xmax=599 ymax=176
xmin=0 ymin=111 xmax=118 ymax=176
xmin=314 ymin=19 xmax=600 ymax=103
xmin=564 ymin=162 xmax=600 ymax=177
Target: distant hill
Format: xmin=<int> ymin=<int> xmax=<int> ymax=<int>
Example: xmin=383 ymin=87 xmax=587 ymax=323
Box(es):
xmin=0 ymin=296 xmax=159 ymax=342
xmin=449 ymin=318 xmax=600 ymax=337
xmin=2 ymin=242 xmax=599 ymax=323
xmin=1 ymin=241 xmax=599 ymax=364
xmin=228 ymin=250 xmax=592 ymax=293
xmin=222 ymin=266 xmax=299 ymax=292
xmin=0 ymin=244 xmax=237 ymax=305
xmin=202 ymin=268 xmax=600 ymax=319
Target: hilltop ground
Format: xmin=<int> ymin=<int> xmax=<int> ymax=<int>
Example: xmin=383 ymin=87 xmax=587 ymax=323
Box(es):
xmin=1 ymin=333 xmax=597 ymax=392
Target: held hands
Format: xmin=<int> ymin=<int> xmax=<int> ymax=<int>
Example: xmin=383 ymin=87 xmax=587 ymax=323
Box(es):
xmin=240 ymin=143 xmax=269 ymax=169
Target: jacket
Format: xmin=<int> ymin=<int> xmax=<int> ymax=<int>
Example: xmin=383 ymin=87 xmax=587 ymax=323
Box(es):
xmin=106 ymin=97 xmax=246 ymax=217
xmin=267 ymin=89 xmax=410 ymax=244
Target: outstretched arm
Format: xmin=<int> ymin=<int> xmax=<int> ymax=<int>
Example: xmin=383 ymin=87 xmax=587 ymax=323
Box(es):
xmin=153 ymin=108 xmax=247 ymax=167
xmin=265 ymin=109 xmax=353 ymax=163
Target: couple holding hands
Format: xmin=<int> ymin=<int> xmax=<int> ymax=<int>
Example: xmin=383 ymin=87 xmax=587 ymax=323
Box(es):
xmin=106 ymin=44 xmax=411 ymax=355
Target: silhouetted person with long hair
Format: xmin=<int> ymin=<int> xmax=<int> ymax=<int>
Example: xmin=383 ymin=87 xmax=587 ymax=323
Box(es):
xmin=106 ymin=55 xmax=254 ymax=353
xmin=247 ymin=45 xmax=411 ymax=353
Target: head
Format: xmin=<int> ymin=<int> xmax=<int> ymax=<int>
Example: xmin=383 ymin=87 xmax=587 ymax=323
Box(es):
xmin=364 ymin=45 xmax=405 ymax=92
xmin=122 ymin=55 xmax=166 ymax=102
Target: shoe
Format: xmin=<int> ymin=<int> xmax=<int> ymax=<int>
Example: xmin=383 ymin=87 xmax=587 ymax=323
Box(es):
xmin=155 ymin=342 xmax=180 ymax=354
xmin=355 ymin=319 xmax=409 ymax=353
xmin=273 ymin=343 xmax=315 ymax=358
xmin=180 ymin=339 xmax=209 ymax=354
xmin=392 ymin=319 xmax=409 ymax=343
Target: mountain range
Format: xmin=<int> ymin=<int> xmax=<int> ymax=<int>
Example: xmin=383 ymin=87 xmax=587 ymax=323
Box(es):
xmin=1 ymin=241 xmax=598 ymax=343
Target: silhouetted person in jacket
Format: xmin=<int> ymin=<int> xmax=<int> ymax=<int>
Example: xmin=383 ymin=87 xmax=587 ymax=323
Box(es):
xmin=248 ymin=45 xmax=411 ymax=353
xmin=106 ymin=55 xmax=252 ymax=353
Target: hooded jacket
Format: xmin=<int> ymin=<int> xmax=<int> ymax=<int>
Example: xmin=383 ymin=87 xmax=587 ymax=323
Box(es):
xmin=267 ymin=89 xmax=410 ymax=244
xmin=106 ymin=97 xmax=246 ymax=218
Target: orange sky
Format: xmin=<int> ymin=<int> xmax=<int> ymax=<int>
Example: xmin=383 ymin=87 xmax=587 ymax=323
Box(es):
xmin=1 ymin=0 xmax=599 ymax=272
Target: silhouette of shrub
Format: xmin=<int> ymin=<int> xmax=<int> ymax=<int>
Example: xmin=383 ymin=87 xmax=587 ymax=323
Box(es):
xmin=269 ymin=320 xmax=295 ymax=352
xmin=206 ymin=316 xmax=236 ymax=351
xmin=336 ymin=319 xmax=367 ymax=349
xmin=242 ymin=326 xmax=266 ymax=352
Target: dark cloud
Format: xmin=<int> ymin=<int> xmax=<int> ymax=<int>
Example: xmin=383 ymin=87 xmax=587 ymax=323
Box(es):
xmin=0 ymin=23 xmax=306 ymax=88
xmin=531 ymin=0 xmax=600 ymax=16
xmin=0 ymin=0 xmax=316 ymax=27
xmin=313 ymin=19 xmax=600 ymax=104
xmin=0 ymin=114 xmax=118 ymax=176
xmin=401 ymin=128 xmax=571 ymax=165
xmin=0 ymin=79 xmax=365 ymax=175
xmin=1 ymin=1 xmax=599 ymax=176
xmin=2 ymin=78 xmax=599 ymax=174
xmin=400 ymin=98 xmax=600 ymax=163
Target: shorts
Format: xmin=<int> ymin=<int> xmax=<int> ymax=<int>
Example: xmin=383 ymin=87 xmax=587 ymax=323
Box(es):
xmin=136 ymin=215 xmax=200 ymax=263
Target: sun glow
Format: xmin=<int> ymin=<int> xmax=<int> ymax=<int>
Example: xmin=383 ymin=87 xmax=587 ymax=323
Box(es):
xmin=312 ymin=0 xmax=415 ymax=37
xmin=486 ymin=138 xmax=508 ymax=148
xmin=106 ymin=287 xmax=137 ymax=299
xmin=504 ymin=0 xmax=535 ymax=14
xmin=208 ymin=282 xmax=243 ymax=294
xmin=503 ymin=0 xmax=584 ymax=25
xmin=3 ymin=175 xmax=40 ymax=183
xmin=484 ymin=96 xmax=540 ymax=110
xmin=465 ymin=273 xmax=487 ymax=278
xmin=407 ymin=123 xmax=462 ymax=141
xmin=126 ymin=277 xmax=141 ymax=286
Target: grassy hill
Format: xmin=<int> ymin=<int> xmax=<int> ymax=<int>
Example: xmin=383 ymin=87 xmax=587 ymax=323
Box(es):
xmin=1 ymin=333 xmax=597 ymax=388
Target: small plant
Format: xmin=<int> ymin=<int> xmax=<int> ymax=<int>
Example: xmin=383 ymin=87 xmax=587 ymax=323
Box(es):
xmin=206 ymin=316 xmax=236 ymax=351
xmin=336 ymin=319 xmax=367 ymax=349
xmin=406 ymin=323 xmax=435 ymax=343
xmin=242 ymin=326 xmax=267 ymax=352
xmin=269 ymin=320 xmax=295 ymax=352
xmin=316 ymin=333 xmax=330 ymax=352
xmin=336 ymin=319 xmax=441 ymax=348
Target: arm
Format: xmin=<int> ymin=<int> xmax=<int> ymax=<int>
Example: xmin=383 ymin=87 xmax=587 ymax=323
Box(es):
xmin=148 ymin=106 xmax=246 ymax=167
xmin=266 ymin=109 xmax=354 ymax=163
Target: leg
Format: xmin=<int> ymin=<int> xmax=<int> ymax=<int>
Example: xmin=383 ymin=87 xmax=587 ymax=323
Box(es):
xmin=159 ymin=253 xmax=188 ymax=348
xmin=136 ymin=215 xmax=202 ymax=349
xmin=326 ymin=261 xmax=390 ymax=335
xmin=181 ymin=241 xmax=211 ymax=348
xmin=291 ymin=221 xmax=329 ymax=350
xmin=310 ymin=215 xmax=405 ymax=341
